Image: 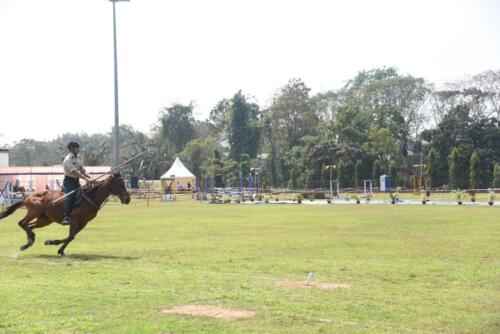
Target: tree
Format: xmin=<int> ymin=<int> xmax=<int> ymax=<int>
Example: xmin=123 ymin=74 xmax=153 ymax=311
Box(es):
xmin=432 ymin=70 xmax=500 ymax=123
xmin=159 ymin=103 xmax=196 ymax=153
xmin=269 ymin=78 xmax=318 ymax=149
xmin=372 ymin=160 xmax=383 ymax=187
xmin=336 ymin=159 xmax=349 ymax=187
xmin=228 ymin=91 xmax=261 ymax=160
xmin=425 ymin=148 xmax=440 ymax=188
xmin=448 ymin=147 xmax=463 ymax=189
xmin=9 ymin=139 xmax=53 ymax=166
xmin=208 ymin=149 xmax=224 ymax=178
xmin=493 ymin=164 xmax=500 ymax=188
xmin=353 ymin=160 xmax=363 ymax=188
xmin=239 ymin=154 xmax=251 ymax=179
xmin=469 ymin=149 xmax=493 ymax=189
xmin=365 ymin=126 xmax=400 ymax=168
xmin=344 ymin=67 xmax=429 ymax=137
xmin=118 ymin=125 xmax=152 ymax=177
xmin=282 ymin=146 xmax=305 ymax=189
xmin=208 ymin=98 xmax=230 ymax=143
xmin=388 ymin=161 xmax=398 ymax=187
xmin=223 ymin=159 xmax=240 ymax=186
xmin=425 ymin=103 xmax=500 ymax=189
xmin=179 ymin=137 xmax=217 ymax=177
xmin=333 ymin=106 xmax=371 ymax=146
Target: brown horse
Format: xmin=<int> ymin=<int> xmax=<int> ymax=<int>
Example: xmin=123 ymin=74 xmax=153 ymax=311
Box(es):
xmin=0 ymin=171 xmax=130 ymax=256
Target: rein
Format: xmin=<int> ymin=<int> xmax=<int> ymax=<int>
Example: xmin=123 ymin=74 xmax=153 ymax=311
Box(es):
xmin=81 ymin=178 xmax=113 ymax=212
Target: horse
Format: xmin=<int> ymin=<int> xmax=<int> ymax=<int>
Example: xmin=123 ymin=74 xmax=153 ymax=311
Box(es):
xmin=0 ymin=171 xmax=130 ymax=256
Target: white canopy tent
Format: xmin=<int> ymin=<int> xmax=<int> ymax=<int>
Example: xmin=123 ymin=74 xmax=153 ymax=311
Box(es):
xmin=160 ymin=157 xmax=195 ymax=197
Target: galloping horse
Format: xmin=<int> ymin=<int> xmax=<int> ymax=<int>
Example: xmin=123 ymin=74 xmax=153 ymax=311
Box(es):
xmin=0 ymin=171 xmax=130 ymax=256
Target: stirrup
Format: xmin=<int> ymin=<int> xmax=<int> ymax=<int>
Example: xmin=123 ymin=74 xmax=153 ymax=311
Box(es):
xmin=62 ymin=217 xmax=71 ymax=225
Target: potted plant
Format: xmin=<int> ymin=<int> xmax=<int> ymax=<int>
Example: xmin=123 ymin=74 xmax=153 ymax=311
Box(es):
xmin=365 ymin=193 xmax=372 ymax=203
xmin=421 ymin=192 xmax=427 ymax=205
xmin=389 ymin=192 xmax=397 ymax=204
xmin=455 ymin=190 xmax=466 ymax=205
xmin=296 ymin=193 xmax=303 ymax=204
xmin=488 ymin=189 xmax=496 ymax=206
xmin=275 ymin=197 xmax=279 ymax=202
xmin=468 ymin=189 xmax=476 ymax=202
xmin=352 ymin=194 xmax=361 ymax=204
xmin=264 ymin=196 xmax=270 ymax=203
xmin=326 ymin=194 xmax=332 ymax=204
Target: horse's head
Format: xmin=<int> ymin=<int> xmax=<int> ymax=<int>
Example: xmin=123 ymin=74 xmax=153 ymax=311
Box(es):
xmin=109 ymin=171 xmax=131 ymax=204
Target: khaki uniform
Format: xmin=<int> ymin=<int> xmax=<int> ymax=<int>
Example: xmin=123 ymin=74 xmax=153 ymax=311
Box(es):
xmin=63 ymin=153 xmax=86 ymax=178
xmin=62 ymin=153 xmax=87 ymax=219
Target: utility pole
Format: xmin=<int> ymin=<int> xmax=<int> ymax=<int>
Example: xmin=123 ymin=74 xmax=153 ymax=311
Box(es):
xmin=111 ymin=0 xmax=129 ymax=166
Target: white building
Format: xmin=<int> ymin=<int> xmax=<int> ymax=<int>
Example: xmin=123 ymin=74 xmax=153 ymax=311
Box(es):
xmin=0 ymin=148 xmax=9 ymax=168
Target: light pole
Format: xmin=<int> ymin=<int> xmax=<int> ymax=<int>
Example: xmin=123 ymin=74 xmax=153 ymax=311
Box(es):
xmin=110 ymin=0 xmax=129 ymax=167
xmin=326 ymin=165 xmax=336 ymax=198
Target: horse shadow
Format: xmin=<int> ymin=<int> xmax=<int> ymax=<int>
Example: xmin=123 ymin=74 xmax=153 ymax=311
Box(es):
xmin=31 ymin=254 xmax=140 ymax=261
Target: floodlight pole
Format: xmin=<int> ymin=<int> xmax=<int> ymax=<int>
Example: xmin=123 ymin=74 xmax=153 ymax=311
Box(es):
xmin=111 ymin=0 xmax=129 ymax=167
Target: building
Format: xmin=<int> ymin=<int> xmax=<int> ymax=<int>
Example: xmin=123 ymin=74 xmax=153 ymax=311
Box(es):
xmin=0 ymin=166 xmax=111 ymax=192
xmin=0 ymin=148 xmax=9 ymax=168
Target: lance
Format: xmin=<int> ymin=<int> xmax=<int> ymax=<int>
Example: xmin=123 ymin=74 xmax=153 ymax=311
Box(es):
xmin=52 ymin=150 xmax=149 ymax=203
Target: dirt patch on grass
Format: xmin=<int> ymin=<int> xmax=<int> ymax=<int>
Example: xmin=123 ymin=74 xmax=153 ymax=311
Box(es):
xmin=161 ymin=305 xmax=256 ymax=320
xmin=276 ymin=280 xmax=350 ymax=289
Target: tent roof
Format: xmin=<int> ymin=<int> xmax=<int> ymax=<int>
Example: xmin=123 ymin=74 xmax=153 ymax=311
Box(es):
xmin=160 ymin=156 xmax=195 ymax=180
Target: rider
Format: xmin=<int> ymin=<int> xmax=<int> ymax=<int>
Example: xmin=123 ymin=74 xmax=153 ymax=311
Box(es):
xmin=62 ymin=141 xmax=93 ymax=225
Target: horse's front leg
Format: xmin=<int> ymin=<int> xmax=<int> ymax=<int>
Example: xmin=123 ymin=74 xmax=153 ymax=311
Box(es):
xmin=54 ymin=221 xmax=87 ymax=256
xmin=45 ymin=223 xmax=82 ymax=246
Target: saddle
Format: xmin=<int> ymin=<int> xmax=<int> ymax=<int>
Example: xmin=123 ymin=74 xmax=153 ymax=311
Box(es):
xmin=64 ymin=187 xmax=99 ymax=210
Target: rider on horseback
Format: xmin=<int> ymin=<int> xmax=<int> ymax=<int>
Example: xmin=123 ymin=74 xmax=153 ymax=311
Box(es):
xmin=62 ymin=141 xmax=93 ymax=225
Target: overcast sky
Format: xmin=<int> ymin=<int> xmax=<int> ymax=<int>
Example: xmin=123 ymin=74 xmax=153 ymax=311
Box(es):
xmin=1 ymin=0 xmax=499 ymax=145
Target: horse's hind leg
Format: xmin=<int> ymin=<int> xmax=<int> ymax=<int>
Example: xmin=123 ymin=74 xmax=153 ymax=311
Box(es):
xmin=18 ymin=217 xmax=36 ymax=251
xmin=19 ymin=214 xmax=53 ymax=251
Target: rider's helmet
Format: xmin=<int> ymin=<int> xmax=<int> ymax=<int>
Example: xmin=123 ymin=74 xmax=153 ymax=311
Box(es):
xmin=67 ymin=141 xmax=80 ymax=150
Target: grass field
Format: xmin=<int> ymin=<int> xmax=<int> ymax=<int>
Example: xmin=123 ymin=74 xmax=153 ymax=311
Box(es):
xmin=0 ymin=199 xmax=499 ymax=334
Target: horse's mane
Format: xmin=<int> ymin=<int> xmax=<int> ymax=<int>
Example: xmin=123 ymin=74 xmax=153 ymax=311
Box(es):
xmin=85 ymin=174 xmax=114 ymax=193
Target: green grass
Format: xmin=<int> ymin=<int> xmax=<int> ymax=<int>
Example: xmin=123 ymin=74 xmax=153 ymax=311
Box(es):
xmin=0 ymin=200 xmax=499 ymax=334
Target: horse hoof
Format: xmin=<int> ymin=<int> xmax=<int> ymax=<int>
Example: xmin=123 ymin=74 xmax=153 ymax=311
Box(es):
xmin=20 ymin=244 xmax=29 ymax=251
xmin=58 ymin=251 xmax=65 ymax=257
xmin=44 ymin=240 xmax=52 ymax=246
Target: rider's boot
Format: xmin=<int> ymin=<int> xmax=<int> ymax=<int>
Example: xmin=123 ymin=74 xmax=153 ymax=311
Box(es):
xmin=62 ymin=216 xmax=71 ymax=226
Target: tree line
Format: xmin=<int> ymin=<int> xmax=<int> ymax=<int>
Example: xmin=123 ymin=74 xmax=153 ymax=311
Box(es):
xmin=7 ymin=67 xmax=500 ymax=190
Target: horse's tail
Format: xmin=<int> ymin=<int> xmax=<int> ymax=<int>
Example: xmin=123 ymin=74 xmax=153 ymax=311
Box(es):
xmin=0 ymin=201 xmax=24 ymax=220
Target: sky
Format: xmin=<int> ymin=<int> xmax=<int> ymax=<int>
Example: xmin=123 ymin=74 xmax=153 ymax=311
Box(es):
xmin=0 ymin=0 xmax=499 ymax=145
